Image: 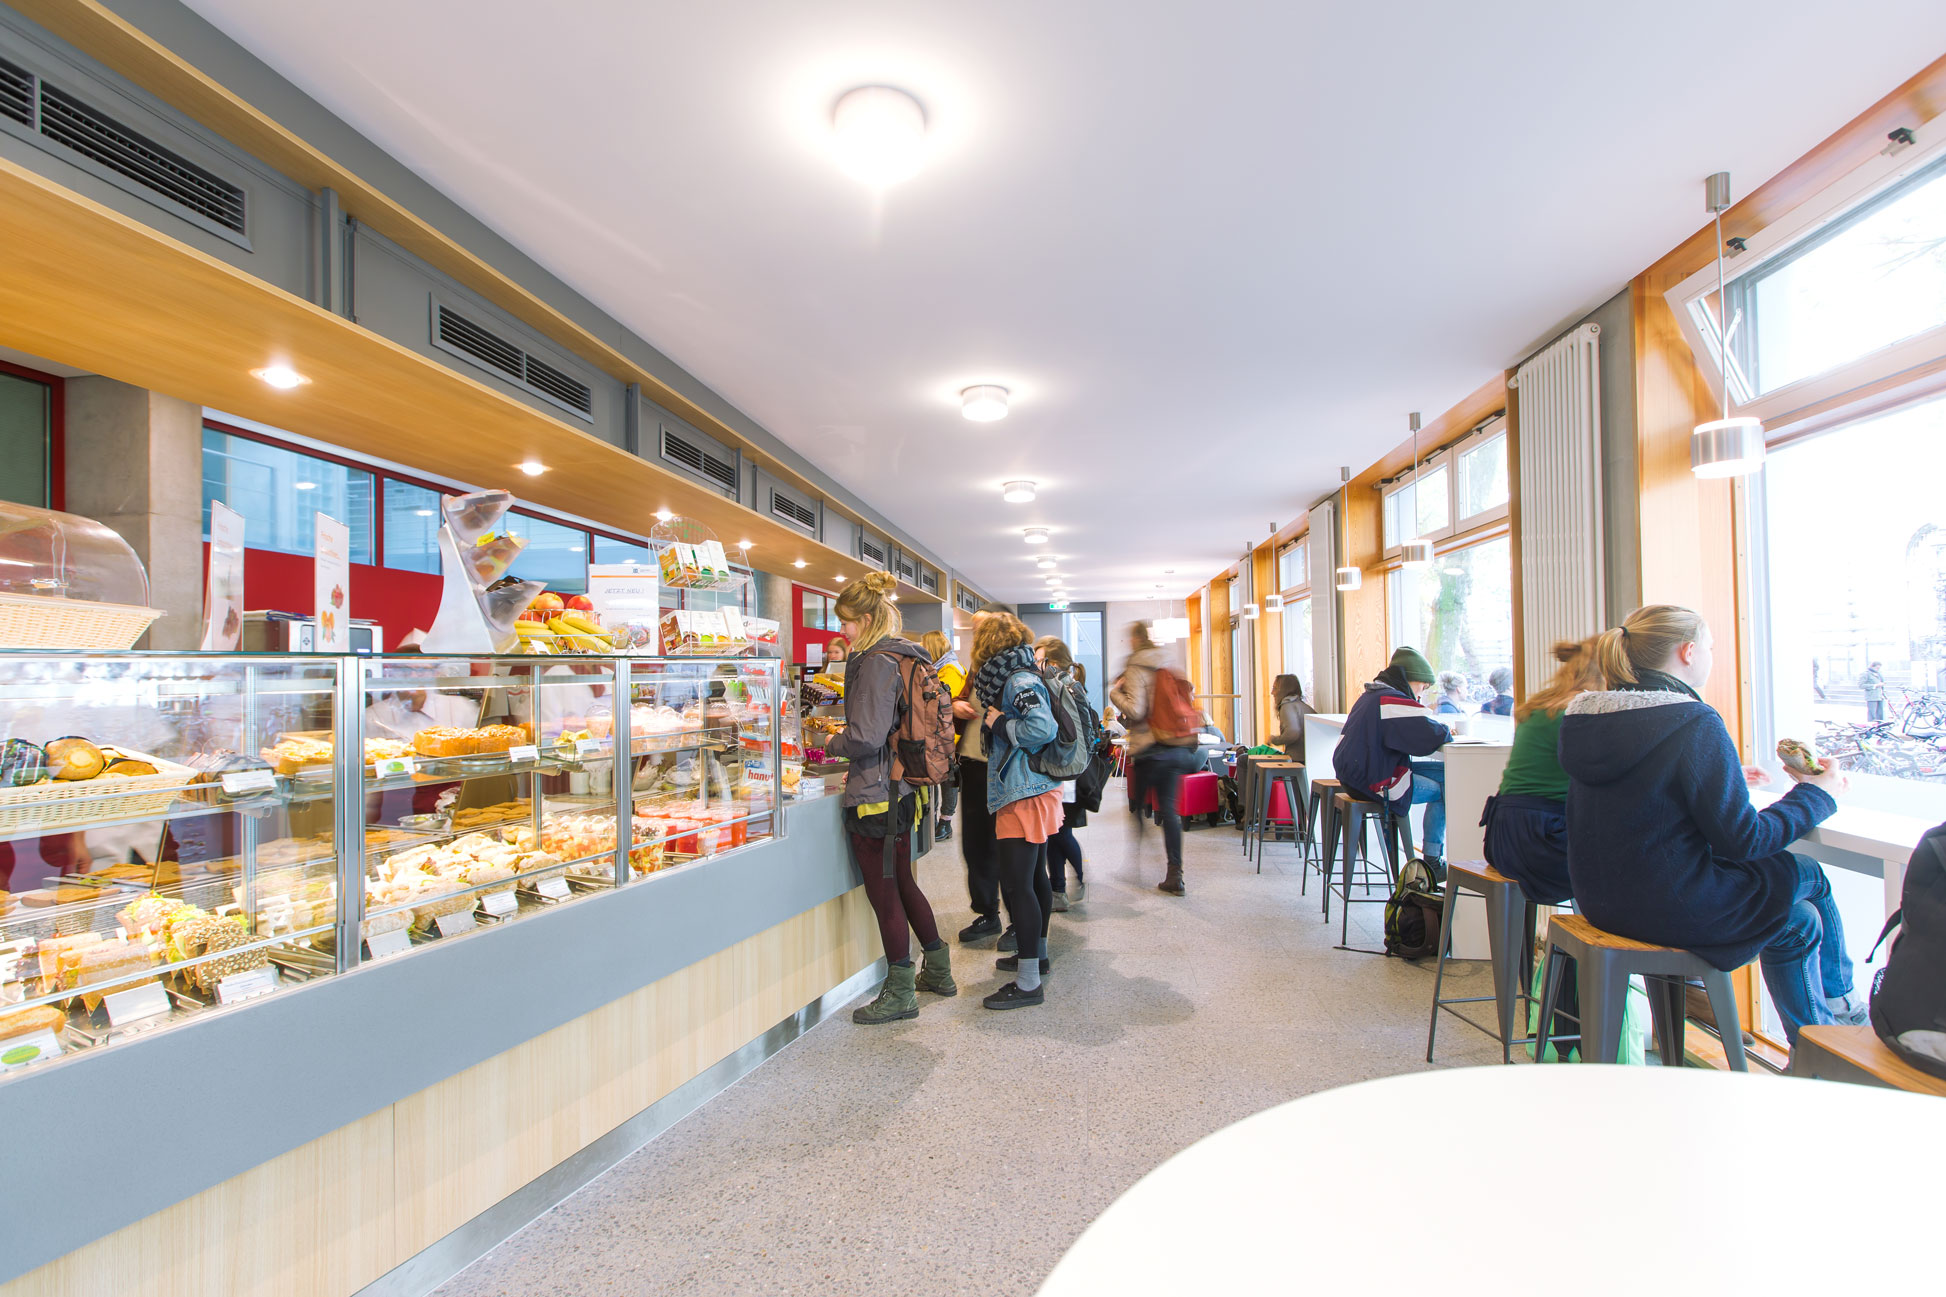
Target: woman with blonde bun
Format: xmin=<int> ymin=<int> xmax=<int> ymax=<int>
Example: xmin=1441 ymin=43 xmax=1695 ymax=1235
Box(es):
xmin=825 ymin=571 xmax=956 ymax=1024
xmin=1558 ymin=604 xmax=1862 ymax=1046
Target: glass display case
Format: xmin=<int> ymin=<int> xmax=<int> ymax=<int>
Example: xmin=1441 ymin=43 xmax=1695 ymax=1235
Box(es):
xmin=0 ymin=652 xmax=783 ymax=1077
xmin=794 ymin=662 xmax=848 ymax=801
xmin=0 ymin=653 xmax=344 ymax=1070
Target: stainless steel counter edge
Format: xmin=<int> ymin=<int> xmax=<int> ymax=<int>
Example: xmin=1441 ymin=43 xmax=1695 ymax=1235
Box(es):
xmin=0 ymin=793 xmax=859 ymax=1284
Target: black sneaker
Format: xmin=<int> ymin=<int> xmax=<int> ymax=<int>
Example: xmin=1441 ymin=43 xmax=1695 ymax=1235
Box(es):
xmin=982 ymin=981 xmax=1045 ymax=1010
xmin=997 ymin=925 xmax=1018 ymax=953
xmin=934 ymin=822 xmax=953 ymax=841
xmin=996 ymin=955 xmax=1050 ymax=974
xmin=957 ymin=914 xmax=1002 ymax=943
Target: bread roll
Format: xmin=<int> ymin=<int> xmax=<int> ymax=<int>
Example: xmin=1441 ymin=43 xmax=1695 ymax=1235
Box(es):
xmin=0 ymin=1004 xmax=65 ymax=1041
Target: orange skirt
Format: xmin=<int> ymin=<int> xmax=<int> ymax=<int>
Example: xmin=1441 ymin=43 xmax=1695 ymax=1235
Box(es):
xmin=995 ymin=790 xmax=1062 ymax=844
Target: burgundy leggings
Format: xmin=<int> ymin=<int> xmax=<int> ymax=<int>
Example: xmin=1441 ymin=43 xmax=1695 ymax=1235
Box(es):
xmin=850 ymin=830 xmax=941 ymax=965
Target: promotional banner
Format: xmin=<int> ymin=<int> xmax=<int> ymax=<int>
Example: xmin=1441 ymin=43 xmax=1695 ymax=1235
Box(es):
xmin=200 ymin=500 xmax=245 ymax=651
xmin=586 ymin=562 xmax=660 ymax=653
xmin=313 ymin=512 xmax=351 ymax=652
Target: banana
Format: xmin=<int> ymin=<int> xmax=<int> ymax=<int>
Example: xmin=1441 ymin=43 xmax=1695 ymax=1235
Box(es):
xmin=560 ymin=612 xmax=604 ymax=636
xmin=514 ymin=622 xmax=555 ymax=640
xmin=546 ymin=616 xmax=577 ymax=637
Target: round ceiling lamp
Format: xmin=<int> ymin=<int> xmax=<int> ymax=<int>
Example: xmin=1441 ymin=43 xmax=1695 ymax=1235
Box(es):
xmin=1692 ymin=172 xmax=1766 ymax=479
xmin=1001 ymin=479 xmax=1036 ymax=503
xmin=961 ymin=385 xmax=1010 ymax=422
xmin=1035 ymin=555 xmax=1057 ymax=570
xmin=832 ymin=86 xmax=926 ymax=187
xmin=1022 ymin=527 xmax=1050 ymax=545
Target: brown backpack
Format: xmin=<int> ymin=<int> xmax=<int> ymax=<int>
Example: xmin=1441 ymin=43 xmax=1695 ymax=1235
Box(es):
xmin=1148 ymin=665 xmax=1201 ymax=747
xmin=886 ymin=652 xmax=956 ymax=786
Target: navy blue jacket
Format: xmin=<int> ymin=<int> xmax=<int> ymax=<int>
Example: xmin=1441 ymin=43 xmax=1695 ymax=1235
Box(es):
xmin=1333 ymin=677 xmax=1450 ymax=810
xmin=1558 ymin=687 xmax=1836 ymax=970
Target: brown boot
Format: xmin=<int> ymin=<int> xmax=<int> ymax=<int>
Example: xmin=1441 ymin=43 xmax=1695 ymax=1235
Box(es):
xmin=1157 ymin=865 xmax=1185 ymax=896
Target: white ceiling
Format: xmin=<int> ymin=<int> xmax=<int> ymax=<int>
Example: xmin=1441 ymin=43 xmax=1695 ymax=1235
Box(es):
xmin=184 ymin=0 xmax=1946 ymax=604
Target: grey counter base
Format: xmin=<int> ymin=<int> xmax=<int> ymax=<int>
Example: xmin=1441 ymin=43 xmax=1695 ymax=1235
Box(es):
xmin=357 ymin=957 xmax=885 ymax=1297
xmin=0 ymin=794 xmax=858 ymax=1285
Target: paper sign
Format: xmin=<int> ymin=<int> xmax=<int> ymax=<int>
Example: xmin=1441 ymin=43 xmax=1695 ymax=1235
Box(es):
xmin=373 ymin=755 xmax=416 ymax=779
xmin=806 ymin=642 xmax=824 ymax=668
xmin=508 ymin=744 xmax=539 ymax=764
xmin=0 ymin=1029 xmax=64 ymax=1071
xmin=365 ymin=927 xmax=410 ymax=960
xmin=216 ymin=965 xmax=279 ymax=1005
xmin=104 ymin=982 xmax=170 ymax=1027
xmin=479 ymin=890 xmax=517 ymax=917
xmin=220 ymin=768 xmax=277 ymax=796
xmin=587 ymin=563 xmax=660 ymax=654
xmin=536 ymin=877 xmax=571 ymax=901
xmin=575 ymin=738 xmax=605 ymax=759
xmin=201 ymin=499 xmax=245 ymax=651
xmin=313 ymin=511 xmax=351 ymax=652
xmin=433 ymin=910 xmax=477 ymax=938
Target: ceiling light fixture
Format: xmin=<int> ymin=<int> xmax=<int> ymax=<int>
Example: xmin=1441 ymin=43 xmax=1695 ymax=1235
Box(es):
xmin=654 ymin=510 xmax=674 ymax=523
xmin=1001 ymin=479 xmax=1036 ymax=503
xmin=1402 ymin=412 xmax=1432 ymax=568
xmin=961 ymin=385 xmax=1010 ymax=423
xmin=832 ymin=85 xmax=927 ymax=188
xmin=1692 ymin=171 xmax=1766 ymax=479
xmin=1243 ymin=603 xmax=1260 ymax=620
xmin=1035 ymin=556 xmax=1058 ymax=570
xmin=518 ymin=460 xmax=547 ymax=477
xmin=251 ymin=364 xmax=309 ymax=389
xmin=1335 ymin=566 xmax=1363 ymax=592
xmin=836 ymin=574 xmax=847 ymax=583
xmin=793 ymin=559 xmax=807 ymax=569
xmin=1022 ymin=527 xmax=1049 ymax=545
xmin=737 ymin=540 xmax=752 ymax=549
xmin=1264 ymin=594 xmax=1285 ymax=613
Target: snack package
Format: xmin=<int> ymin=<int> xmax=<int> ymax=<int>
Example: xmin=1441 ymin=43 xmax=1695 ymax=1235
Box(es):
xmin=742 ymin=617 xmax=780 ymax=654
xmin=720 ymin=607 xmax=746 ymax=646
xmin=701 ymin=540 xmax=731 ymax=587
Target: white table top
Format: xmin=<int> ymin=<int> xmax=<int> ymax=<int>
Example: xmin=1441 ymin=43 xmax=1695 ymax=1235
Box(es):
xmin=1038 ymin=1067 xmax=1939 ymax=1295
xmin=1750 ymin=787 xmax=1928 ymax=866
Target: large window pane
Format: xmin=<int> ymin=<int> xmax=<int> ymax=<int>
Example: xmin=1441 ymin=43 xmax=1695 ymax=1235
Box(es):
xmin=202 ymin=428 xmax=375 ymax=563
xmin=502 ymin=513 xmax=587 ymax=594
xmin=593 ymin=535 xmax=653 ymax=566
xmin=0 ymin=373 xmax=50 ymax=508
xmin=1281 ymin=595 xmax=1313 ymax=705
xmin=1277 ymin=540 xmax=1308 ymax=592
xmin=1383 ymin=469 xmax=1450 ymax=548
xmin=1723 ymin=152 xmax=1946 ymax=397
xmin=1458 ymin=432 xmax=1509 ymax=521
xmin=1387 ymin=535 xmax=1513 ymax=708
xmin=382 ymin=480 xmax=443 ymax=574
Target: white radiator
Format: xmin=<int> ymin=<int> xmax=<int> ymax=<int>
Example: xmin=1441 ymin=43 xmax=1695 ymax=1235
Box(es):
xmin=1310 ymin=496 xmax=1340 ymax=713
xmin=1512 ymin=323 xmax=1604 ymax=690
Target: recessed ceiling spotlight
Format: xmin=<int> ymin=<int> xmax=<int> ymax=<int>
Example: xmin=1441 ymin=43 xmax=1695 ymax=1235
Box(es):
xmin=1022 ymin=527 xmax=1050 ymax=545
xmin=961 ymin=385 xmax=1010 ymax=422
xmin=836 ymin=574 xmax=847 ymax=583
xmin=251 ymin=364 xmax=309 ymax=389
xmin=737 ymin=539 xmax=752 ymax=549
xmin=1035 ymin=556 xmax=1058 ymax=570
xmin=793 ymin=559 xmax=808 ymax=569
xmin=1044 ymin=575 xmax=1062 ymax=585
xmin=1001 ymin=479 xmax=1036 ymax=503
xmin=654 ymin=509 xmax=674 ymax=523
xmin=832 ymin=85 xmax=926 ymax=187
xmin=518 ymin=460 xmax=547 ymax=477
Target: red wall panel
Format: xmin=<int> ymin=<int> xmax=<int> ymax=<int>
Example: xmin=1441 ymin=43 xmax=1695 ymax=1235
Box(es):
xmin=205 ymin=544 xmax=442 ymax=651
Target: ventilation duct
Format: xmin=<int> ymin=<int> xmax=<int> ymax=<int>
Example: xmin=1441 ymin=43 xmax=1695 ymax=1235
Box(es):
xmin=433 ymin=301 xmax=594 ymax=420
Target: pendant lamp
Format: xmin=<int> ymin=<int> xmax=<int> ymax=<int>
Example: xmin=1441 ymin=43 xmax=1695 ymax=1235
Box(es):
xmin=1402 ymin=412 xmax=1433 ymax=566
xmin=1692 ymin=172 xmax=1766 ymax=478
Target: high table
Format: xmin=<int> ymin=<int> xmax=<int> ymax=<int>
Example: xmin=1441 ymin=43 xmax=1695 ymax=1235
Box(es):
xmin=1038 ymin=1067 xmax=1938 ymax=1295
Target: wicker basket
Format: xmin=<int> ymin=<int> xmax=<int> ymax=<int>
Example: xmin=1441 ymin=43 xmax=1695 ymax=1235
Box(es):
xmin=0 ymin=748 xmax=196 ymax=835
xmin=0 ymin=592 xmax=163 ymax=650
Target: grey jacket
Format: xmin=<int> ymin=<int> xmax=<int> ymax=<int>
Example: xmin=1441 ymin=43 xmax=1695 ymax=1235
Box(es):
xmin=1268 ymin=697 xmax=1314 ymax=762
xmin=1108 ymin=646 xmax=1170 ymax=753
xmin=825 ymin=636 xmax=931 ymax=809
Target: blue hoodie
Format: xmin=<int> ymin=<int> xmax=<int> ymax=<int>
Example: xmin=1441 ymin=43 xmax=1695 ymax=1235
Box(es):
xmin=1332 ymin=671 xmax=1450 ymax=811
xmin=1557 ymin=687 xmax=1836 ymax=970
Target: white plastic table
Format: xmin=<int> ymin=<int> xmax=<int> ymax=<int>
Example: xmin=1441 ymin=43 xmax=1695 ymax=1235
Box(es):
xmin=1038 ymin=1067 xmax=1939 ymax=1295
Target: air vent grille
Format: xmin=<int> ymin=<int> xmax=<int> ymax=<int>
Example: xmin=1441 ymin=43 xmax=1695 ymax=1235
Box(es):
xmin=769 ymin=490 xmax=816 ymax=533
xmin=661 ymin=427 xmax=738 ymax=493
xmin=894 ymin=552 xmax=918 ymax=582
xmin=920 ymin=569 xmax=939 ymax=593
xmin=36 ymin=82 xmax=245 ymax=233
xmin=434 ymin=303 xmax=594 ymax=420
xmin=0 ymin=56 xmax=30 ymax=127
xmin=859 ymin=537 xmax=887 ymax=568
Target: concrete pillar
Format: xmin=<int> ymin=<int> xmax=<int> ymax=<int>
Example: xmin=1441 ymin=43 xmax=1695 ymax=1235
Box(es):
xmin=755 ymin=570 xmax=795 ymax=665
xmin=63 ymin=378 xmax=203 ymax=650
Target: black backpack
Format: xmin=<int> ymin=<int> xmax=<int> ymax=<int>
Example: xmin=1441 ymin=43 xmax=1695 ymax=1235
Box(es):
xmin=1868 ymin=822 xmax=1946 ymax=1080
xmin=1383 ymin=856 xmax=1447 ymax=961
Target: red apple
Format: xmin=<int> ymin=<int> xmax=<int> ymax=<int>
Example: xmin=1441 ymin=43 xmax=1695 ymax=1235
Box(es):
xmin=517 ymin=609 xmax=546 ymax=624
xmin=530 ymin=592 xmax=565 ymax=613
xmin=566 ymin=595 xmax=595 ymax=612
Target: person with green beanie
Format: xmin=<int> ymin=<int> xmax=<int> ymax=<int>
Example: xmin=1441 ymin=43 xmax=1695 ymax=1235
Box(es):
xmin=1331 ymin=645 xmax=1452 ymax=864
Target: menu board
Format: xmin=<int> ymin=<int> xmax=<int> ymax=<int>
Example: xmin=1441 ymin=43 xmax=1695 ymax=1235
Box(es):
xmin=314 ymin=512 xmax=351 ymax=652
xmin=200 ymin=499 xmax=245 ymax=651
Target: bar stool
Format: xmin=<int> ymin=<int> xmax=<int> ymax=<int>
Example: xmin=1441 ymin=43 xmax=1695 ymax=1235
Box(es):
xmin=1303 ymin=778 xmax=1342 ymax=900
xmin=1242 ymin=757 xmax=1302 ymax=872
xmin=1327 ymin=791 xmax=1405 ymax=946
xmin=1259 ymin=763 xmax=1309 ymax=874
xmin=1237 ymin=752 xmax=1268 ymax=859
xmin=1533 ymin=914 xmax=1747 ymax=1071
xmin=1424 ymin=861 xmax=1539 ymax=1064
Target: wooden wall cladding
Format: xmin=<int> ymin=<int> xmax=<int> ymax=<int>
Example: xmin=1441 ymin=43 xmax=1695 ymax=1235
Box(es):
xmin=0 ymin=889 xmax=878 ymax=1297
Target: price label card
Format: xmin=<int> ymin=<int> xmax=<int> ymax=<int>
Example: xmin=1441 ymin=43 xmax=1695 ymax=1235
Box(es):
xmin=433 ymin=910 xmax=478 ymax=938
xmin=364 ymin=927 xmax=410 ymax=961
xmin=536 ymin=877 xmax=572 ymax=901
xmin=373 ymin=756 xmax=416 ymax=779
xmin=216 ymin=965 xmax=279 ymax=1005
xmin=220 ymin=768 xmax=277 ymax=796
xmin=575 ymin=738 xmax=606 ymax=759
xmin=104 ymin=982 xmax=170 ymax=1027
xmin=0 ymin=1029 xmax=64 ymax=1072
xmin=479 ymin=890 xmax=517 ymax=917
xmin=508 ymin=744 xmax=540 ymax=764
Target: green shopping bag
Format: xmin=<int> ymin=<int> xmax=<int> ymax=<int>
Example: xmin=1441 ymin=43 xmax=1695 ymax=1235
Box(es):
xmin=1525 ymin=953 xmax=1649 ymax=1065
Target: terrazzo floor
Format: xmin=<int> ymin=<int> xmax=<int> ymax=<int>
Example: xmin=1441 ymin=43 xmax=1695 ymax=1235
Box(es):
xmin=434 ymin=793 xmax=1507 ymax=1297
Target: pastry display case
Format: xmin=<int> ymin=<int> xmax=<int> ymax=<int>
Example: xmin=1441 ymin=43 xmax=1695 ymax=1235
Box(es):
xmin=0 ymin=651 xmax=784 ymax=1079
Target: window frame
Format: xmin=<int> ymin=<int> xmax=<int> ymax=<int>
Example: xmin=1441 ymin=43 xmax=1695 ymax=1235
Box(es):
xmin=1382 ymin=448 xmax=1456 ymax=558
xmin=1667 ymin=122 xmax=1946 ymax=427
xmin=1453 ymin=417 xmax=1511 ymax=532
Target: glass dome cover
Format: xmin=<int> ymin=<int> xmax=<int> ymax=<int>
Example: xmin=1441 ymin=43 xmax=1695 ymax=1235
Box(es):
xmin=0 ymin=501 xmax=151 ymax=607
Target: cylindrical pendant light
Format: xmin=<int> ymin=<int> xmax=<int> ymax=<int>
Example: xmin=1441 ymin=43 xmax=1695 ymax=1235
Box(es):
xmin=1402 ymin=412 xmax=1433 ymax=568
xmin=1691 ymin=171 xmax=1765 ymax=478
xmin=1335 ymin=567 xmax=1362 ymax=592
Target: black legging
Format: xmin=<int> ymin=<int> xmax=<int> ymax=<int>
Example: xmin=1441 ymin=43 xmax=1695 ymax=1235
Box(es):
xmin=1047 ymin=808 xmax=1084 ymax=893
xmin=959 ymin=759 xmax=999 ymax=919
xmin=1132 ymin=746 xmax=1197 ymax=869
xmin=849 ymin=829 xmax=940 ymax=965
xmin=996 ymin=835 xmax=1052 ymax=960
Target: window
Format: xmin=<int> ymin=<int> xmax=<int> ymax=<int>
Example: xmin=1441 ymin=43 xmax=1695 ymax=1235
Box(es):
xmin=801 ymin=589 xmax=833 ymax=632
xmin=1277 ymin=539 xmax=1308 ymax=591
xmin=202 ymin=428 xmax=376 ymax=563
xmin=501 ymin=513 xmax=588 ymax=594
xmin=382 ymin=480 xmax=443 ymax=575
xmin=0 ymin=371 xmax=51 ymax=508
xmin=1382 ymin=463 xmax=1449 ymax=550
xmin=1281 ymin=595 xmax=1313 ymax=705
xmin=593 ymin=536 xmax=653 ymax=566
xmin=1387 ymin=535 xmax=1513 ymax=709
xmin=1456 ymin=424 xmax=1509 ymax=526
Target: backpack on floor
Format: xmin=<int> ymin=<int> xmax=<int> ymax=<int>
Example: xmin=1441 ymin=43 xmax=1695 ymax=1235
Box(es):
xmin=1028 ymin=667 xmax=1091 ymax=780
xmin=1868 ymin=821 xmax=1946 ymax=1080
xmin=1147 ymin=665 xmax=1201 ymax=747
xmin=1382 ymin=856 xmax=1446 ymax=961
xmin=885 ymin=651 xmax=956 ymax=787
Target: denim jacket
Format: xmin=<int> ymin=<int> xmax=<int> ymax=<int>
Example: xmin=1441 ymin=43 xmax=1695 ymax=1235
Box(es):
xmin=984 ymin=668 xmax=1059 ymax=812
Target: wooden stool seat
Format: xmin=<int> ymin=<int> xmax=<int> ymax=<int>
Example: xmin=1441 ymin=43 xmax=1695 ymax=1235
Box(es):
xmin=1449 ymin=860 xmax=1515 ymax=888
xmin=1793 ymin=1025 xmax=1946 ymax=1096
xmin=1536 ymin=913 xmax=1747 ymax=1071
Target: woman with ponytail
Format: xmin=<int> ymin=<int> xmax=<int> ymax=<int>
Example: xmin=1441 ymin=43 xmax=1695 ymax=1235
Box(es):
xmin=825 ymin=571 xmax=957 ymax=1024
xmin=1480 ymin=637 xmax=1602 ymax=906
xmin=1557 ymin=604 xmax=1865 ymax=1045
